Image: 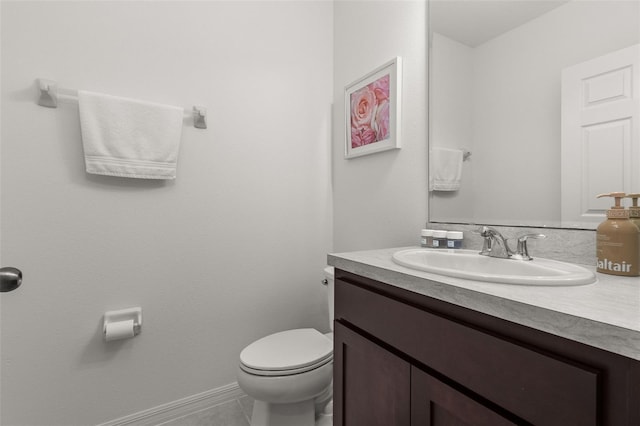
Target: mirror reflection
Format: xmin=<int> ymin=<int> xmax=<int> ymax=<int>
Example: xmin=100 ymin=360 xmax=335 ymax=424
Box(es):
xmin=429 ymin=0 xmax=640 ymax=229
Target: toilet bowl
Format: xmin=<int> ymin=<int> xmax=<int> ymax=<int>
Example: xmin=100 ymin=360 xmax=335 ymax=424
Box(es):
xmin=237 ymin=267 xmax=335 ymax=426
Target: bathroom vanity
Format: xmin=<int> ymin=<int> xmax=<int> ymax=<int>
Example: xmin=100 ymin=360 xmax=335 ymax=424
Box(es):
xmin=328 ymin=247 xmax=640 ymax=426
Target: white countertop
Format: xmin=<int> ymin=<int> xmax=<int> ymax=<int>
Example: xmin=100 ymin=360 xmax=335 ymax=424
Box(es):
xmin=328 ymin=246 xmax=640 ymax=361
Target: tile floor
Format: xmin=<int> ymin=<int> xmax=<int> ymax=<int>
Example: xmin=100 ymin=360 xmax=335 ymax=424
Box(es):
xmin=158 ymin=395 xmax=254 ymax=426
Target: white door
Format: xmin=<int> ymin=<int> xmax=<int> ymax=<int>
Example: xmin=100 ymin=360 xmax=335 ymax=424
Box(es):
xmin=561 ymin=44 xmax=640 ymax=228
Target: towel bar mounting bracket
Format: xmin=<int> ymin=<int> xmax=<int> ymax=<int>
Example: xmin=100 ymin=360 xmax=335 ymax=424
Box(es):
xmin=37 ymin=79 xmax=58 ymax=108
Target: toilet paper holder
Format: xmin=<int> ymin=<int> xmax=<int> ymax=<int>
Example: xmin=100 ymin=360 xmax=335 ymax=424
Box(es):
xmin=103 ymin=307 xmax=142 ymax=338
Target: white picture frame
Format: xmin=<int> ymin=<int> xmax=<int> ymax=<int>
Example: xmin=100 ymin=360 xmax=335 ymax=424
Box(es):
xmin=344 ymin=57 xmax=402 ymax=159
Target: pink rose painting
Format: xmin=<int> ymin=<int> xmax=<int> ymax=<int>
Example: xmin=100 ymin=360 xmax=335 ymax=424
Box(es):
xmin=350 ymin=74 xmax=390 ymax=148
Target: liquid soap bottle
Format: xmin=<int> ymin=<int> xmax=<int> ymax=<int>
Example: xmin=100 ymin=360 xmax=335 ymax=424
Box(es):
xmin=625 ymin=193 xmax=640 ymax=230
xmin=596 ymin=192 xmax=639 ymax=277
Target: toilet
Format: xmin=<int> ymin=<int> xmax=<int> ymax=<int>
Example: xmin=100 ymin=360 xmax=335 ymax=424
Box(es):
xmin=237 ymin=267 xmax=335 ymax=426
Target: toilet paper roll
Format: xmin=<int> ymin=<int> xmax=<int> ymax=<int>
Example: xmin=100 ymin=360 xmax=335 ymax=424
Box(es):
xmin=104 ymin=319 xmax=135 ymax=341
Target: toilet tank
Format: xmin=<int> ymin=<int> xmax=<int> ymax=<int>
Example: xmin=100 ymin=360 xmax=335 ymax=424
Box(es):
xmin=323 ymin=266 xmax=335 ymax=331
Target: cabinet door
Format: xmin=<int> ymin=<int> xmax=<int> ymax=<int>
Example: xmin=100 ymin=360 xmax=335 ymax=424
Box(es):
xmin=336 ymin=275 xmax=599 ymax=425
xmin=334 ymin=321 xmax=410 ymax=426
xmin=411 ymin=367 xmax=520 ymax=426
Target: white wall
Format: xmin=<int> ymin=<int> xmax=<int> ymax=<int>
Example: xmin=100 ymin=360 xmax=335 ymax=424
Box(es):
xmin=333 ymin=0 xmax=428 ymax=252
xmin=0 ymin=2 xmax=333 ymax=425
xmin=431 ymin=0 xmax=640 ymax=226
xmin=429 ymin=33 xmax=474 ymax=223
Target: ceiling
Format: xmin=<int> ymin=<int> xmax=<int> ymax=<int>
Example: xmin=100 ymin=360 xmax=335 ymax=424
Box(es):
xmin=430 ymin=0 xmax=569 ymax=47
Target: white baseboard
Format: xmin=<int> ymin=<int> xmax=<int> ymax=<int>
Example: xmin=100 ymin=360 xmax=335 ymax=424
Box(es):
xmin=97 ymin=382 xmax=246 ymax=426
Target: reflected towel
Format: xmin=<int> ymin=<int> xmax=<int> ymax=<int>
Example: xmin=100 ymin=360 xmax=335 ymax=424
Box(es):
xmin=78 ymin=90 xmax=184 ymax=179
xmin=429 ymin=147 xmax=463 ymax=191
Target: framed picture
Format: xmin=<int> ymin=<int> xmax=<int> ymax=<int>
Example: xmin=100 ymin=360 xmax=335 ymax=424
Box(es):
xmin=345 ymin=57 xmax=402 ymax=159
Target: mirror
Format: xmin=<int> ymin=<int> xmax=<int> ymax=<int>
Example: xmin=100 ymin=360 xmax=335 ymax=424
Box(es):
xmin=428 ymin=0 xmax=640 ymax=229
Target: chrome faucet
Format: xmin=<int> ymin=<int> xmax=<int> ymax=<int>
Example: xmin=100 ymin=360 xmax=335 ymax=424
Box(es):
xmin=478 ymin=226 xmax=546 ymax=261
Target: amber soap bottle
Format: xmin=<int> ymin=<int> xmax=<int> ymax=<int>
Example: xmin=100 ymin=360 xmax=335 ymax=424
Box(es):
xmin=626 ymin=193 xmax=640 ymax=230
xmin=596 ymin=192 xmax=639 ymax=277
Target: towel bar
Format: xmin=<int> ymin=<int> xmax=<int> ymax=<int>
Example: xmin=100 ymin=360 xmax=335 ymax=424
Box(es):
xmin=36 ymin=78 xmax=207 ymax=129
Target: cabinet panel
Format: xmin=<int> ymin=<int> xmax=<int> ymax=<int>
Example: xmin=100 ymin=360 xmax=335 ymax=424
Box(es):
xmin=335 ymin=277 xmax=599 ymax=425
xmin=334 ymin=321 xmax=410 ymax=426
xmin=411 ymin=367 xmax=519 ymax=426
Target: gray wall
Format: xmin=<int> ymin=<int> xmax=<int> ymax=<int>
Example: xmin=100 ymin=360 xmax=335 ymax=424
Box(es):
xmin=1 ymin=2 xmax=333 ymax=424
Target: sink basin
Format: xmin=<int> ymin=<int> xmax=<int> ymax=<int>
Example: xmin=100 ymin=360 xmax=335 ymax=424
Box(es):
xmin=392 ymin=249 xmax=596 ymax=286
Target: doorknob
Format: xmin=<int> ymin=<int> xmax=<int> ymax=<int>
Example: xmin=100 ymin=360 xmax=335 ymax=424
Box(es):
xmin=1 ymin=267 xmax=22 ymax=292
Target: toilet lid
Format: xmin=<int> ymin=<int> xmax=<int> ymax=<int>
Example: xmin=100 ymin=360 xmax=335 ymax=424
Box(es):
xmin=240 ymin=328 xmax=333 ymax=373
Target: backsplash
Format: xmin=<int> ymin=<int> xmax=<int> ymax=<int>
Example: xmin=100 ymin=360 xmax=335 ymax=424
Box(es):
xmin=427 ymin=223 xmax=596 ymax=266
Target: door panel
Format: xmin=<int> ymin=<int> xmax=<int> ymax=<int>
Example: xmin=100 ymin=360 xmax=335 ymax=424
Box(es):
xmin=411 ymin=367 xmax=520 ymax=426
xmin=561 ymin=44 xmax=640 ymax=227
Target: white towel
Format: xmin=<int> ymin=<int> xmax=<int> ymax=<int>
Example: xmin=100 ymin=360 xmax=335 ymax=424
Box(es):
xmin=78 ymin=90 xmax=184 ymax=179
xmin=429 ymin=147 xmax=463 ymax=191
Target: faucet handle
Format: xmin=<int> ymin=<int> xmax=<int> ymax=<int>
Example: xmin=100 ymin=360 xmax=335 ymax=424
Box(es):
xmin=476 ymin=226 xmax=492 ymax=255
xmin=477 ymin=226 xmax=505 ymax=256
xmin=478 ymin=226 xmax=499 ymax=237
xmin=514 ymin=233 xmax=546 ymax=260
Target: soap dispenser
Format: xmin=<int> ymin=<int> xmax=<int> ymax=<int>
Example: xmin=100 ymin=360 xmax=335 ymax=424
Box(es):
xmin=596 ymin=192 xmax=639 ymax=277
xmin=625 ymin=193 xmax=640 ymax=230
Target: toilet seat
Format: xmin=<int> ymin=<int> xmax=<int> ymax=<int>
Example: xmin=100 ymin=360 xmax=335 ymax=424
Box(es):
xmin=240 ymin=354 xmax=333 ymax=376
xmin=240 ymin=328 xmax=333 ymax=377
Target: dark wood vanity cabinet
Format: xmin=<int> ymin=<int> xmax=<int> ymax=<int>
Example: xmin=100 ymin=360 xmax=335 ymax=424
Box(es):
xmin=334 ymin=321 xmax=518 ymax=426
xmin=333 ymin=269 xmax=640 ymax=426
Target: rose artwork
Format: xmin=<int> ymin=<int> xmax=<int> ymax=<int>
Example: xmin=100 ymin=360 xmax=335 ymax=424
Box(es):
xmin=350 ymin=74 xmax=390 ymax=148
